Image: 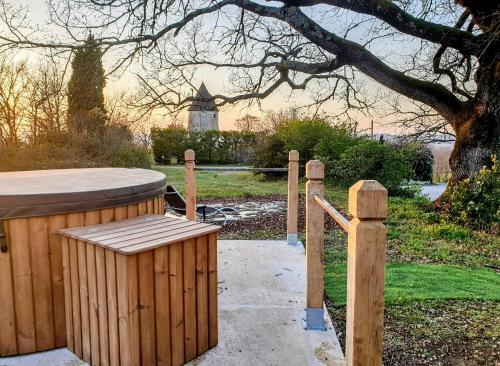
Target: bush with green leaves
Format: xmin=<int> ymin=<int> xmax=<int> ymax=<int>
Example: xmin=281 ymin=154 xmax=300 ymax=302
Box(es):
xmin=332 ymin=140 xmax=413 ymax=195
xmin=151 ymin=127 xmax=257 ymax=165
xmin=395 ymin=142 xmax=434 ymax=182
xmin=440 ymin=156 xmax=499 ymax=233
xmin=251 ymin=133 xmax=288 ymax=179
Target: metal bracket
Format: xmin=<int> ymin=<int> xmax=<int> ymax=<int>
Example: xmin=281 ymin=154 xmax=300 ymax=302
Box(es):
xmin=287 ymin=233 xmax=298 ymax=246
xmin=0 ymin=220 xmax=7 ymax=253
xmin=305 ymin=308 xmax=325 ymax=330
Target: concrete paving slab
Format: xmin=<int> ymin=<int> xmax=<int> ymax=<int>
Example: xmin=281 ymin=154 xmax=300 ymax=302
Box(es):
xmin=0 ymin=240 xmax=344 ymax=366
xmin=187 ymin=240 xmax=344 ymax=366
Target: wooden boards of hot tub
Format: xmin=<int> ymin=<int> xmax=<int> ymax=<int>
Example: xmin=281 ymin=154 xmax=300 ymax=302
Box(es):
xmin=0 ymin=196 xmax=164 ymax=357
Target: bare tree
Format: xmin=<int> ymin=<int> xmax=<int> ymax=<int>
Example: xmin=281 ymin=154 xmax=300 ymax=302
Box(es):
xmin=235 ymin=113 xmax=260 ymax=132
xmin=1 ymin=0 xmax=498 ymax=181
xmin=0 ymin=55 xmax=28 ymax=144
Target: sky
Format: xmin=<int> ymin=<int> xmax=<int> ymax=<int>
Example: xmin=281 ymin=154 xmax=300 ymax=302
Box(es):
xmin=5 ymin=0 xmax=453 ymax=133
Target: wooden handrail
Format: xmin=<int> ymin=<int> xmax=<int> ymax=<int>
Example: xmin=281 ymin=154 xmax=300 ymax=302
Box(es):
xmin=313 ymin=195 xmax=349 ymax=232
xmin=195 ymin=167 xmax=288 ymax=172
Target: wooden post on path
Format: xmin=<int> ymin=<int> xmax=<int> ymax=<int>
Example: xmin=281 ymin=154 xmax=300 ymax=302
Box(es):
xmin=287 ymin=150 xmax=299 ymax=245
xmin=346 ymin=180 xmax=387 ymax=366
xmin=184 ymin=149 xmax=196 ymax=221
xmin=305 ymin=160 xmax=325 ymax=330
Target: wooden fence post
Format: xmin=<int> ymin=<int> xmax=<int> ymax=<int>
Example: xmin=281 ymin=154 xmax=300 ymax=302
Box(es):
xmin=287 ymin=150 xmax=299 ymax=245
xmin=305 ymin=160 xmax=325 ymax=330
xmin=184 ymin=149 xmax=196 ymax=221
xmin=346 ymin=180 xmax=387 ymax=366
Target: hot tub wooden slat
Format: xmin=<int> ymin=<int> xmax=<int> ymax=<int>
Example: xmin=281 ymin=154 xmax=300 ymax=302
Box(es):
xmin=69 ymin=238 xmax=82 ymax=358
xmin=0 ymin=227 xmax=17 ymax=356
xmin=48 ymin=214 xmax=68 ymax=348
xmin=29 ymin=216 xmax=55 ymax=351
xmin=9 ymin=218 xmax=37 ymax=354
xmin=184 ymin=238 xmax=197 ymax=362
xmin=77 ymin=240 xmax=91 ymax=363
xmin=86 ymin=243 xmax=100 ymax=366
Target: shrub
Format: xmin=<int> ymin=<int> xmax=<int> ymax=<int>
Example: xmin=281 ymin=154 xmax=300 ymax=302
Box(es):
xmin=333 ymin=140 xmax=413 ymax=195
xmin=0 ymin=127 xmax=151 ymax=171
xmin=395 ymin=143 xmax=434 ymax=181
xmin=275 ymin=118 xmax=338 ymax=166
xmin=151 ymin=126 xmax=187 ymax=164
xmin=439 ymin=156 xmax=499 ymax=232
xmin=251 ymin=133 xmax=288 ymax=179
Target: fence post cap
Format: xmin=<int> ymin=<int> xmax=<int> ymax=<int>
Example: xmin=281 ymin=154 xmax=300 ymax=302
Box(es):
xmin=348 ymin=180 xmax=387 ymax=219
xmin=184 ymin=149 xmax=195 ymax=161
xmin=289 ymin=150 xmax=299 ymax=162
xmin=305 ymin=160 xmax=324 ymax=179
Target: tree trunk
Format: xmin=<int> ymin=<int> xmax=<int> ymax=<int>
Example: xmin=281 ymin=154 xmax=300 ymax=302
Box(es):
xmin=449 ymin=61 xmax=500 ymax=182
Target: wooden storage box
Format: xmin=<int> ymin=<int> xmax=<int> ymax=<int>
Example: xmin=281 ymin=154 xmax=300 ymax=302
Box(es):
xmin=58 ymin=214 xmax=220 ymax=366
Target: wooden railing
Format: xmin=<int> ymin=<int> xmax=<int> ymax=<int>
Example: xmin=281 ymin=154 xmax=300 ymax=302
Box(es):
xmin=305 ymin=160 xmax=387 ymax=366
xmin=183 ymin=150 xmax=300 ymax=246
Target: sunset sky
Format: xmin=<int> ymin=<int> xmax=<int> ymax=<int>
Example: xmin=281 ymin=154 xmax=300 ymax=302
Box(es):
xmin=6 ymin=0 xmax=441 ymax=133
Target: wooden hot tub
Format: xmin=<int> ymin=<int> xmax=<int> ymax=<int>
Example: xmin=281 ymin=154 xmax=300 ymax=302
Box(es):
xmin=0 ymin=168 xmax=166 ymax=356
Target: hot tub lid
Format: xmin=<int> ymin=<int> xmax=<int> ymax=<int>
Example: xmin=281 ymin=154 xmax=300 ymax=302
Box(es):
xmin=0 ymin=168 xmax=166 ymax=218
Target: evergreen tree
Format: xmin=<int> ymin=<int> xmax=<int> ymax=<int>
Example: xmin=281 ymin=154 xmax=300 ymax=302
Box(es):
xmin=67 ymin=34 xmax=107 ymax=133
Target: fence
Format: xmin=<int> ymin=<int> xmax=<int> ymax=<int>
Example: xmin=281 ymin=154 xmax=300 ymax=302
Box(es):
xmin=183 ymin=150 xmax=387 ymax=366
xmin=305 ymin=160 xmax=387 ymax=366
xmin=184 ymin=149 xmax=300 ymax=245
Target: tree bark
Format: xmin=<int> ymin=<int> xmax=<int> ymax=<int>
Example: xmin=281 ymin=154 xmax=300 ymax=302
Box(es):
xmin=449 ymin=60 xmax=500 ymax=181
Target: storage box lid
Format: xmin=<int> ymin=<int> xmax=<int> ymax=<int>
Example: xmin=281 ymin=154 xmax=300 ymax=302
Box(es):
xmin=0 ymin=168 xmax=166 ymax=218
xmin=58 ymin=214 xmax=220 ymax=254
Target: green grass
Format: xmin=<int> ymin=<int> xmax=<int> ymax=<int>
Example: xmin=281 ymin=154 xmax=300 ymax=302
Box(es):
xmin=153 ymin=165 xmax=292 ymax=198
xmin=324 ymin=263 xmax=500 ymax=306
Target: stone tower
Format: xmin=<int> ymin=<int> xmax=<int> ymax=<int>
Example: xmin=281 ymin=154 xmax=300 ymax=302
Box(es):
xmin=187 ymin=82 xmax=219 ymax=131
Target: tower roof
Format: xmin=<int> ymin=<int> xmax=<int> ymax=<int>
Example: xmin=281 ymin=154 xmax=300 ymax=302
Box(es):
xmin=188 ymin=82 xmax=218 ymax=111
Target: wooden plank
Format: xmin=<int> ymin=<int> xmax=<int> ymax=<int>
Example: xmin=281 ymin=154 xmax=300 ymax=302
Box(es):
xmin=183 ymin=238 xmax=197 ymax=361
xmin=0 ymin=221 xmax=17 ymax=356
xmin=61 ymin=236 xmax=74 ymax=352
xmin=77 ymin=240 xmax=91 ymax=363
xmin=196 ymin=235 xmax=209 ymax=353
xmin=138 ymin=201 xmax=147 ymax=216
xmin=208 ymin=233 xmax=218 ymax=348
xmin=86 ymin=243 xmax=100 ymax=365
xmin=48 ymin=214 xmax=67 ymax=347
xmin=127 ymin=255 xmax=141 ymax=366
xmin=138 ymin=252 xmax=156 ymax=366
xmin=95 ymin=246 xmax=109 ymax=366
xmin=154 ymin=246 xmax=171 ymax=366
xmin=113 ymin=225 xmax=219 ymax=255
xmin=127 ymin=204 xmax=138 ymax=218
xmin=146 ymin=199 xmax=154 ymax=214
xmin=100 ymin=221 xmax=200 ymax=246
xmin=8 ymin=218 xmax=36 ymax=354
xmin=169 ymin=242 xmax=185 ymax=366
xmin=105 ymin=250 xmax=120 ymax=366
xmin=115 ymin=206 xmax=128 ymax=221
xmin=67 ymin=213 xmax=85 ymax=358
xmin=65 ymin=215 xmax=162 ymax=238
xmin=153 ymin=197 xmax=159 ymax=215
xmin=116 ymin=253 xmax=131 ymax=366
xmin=100 ymin=207 xmax=115 ymax=223
xmin=29 ymin=216 xmax=55 ymax=351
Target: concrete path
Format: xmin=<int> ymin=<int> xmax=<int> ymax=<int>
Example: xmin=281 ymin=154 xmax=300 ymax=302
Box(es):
xmin=420 ymin=183 xmax=447 ymax=201
xmin=0 ymin=240 xmax=344 ymax=366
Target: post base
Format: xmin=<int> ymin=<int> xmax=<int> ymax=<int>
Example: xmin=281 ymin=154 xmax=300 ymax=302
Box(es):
xmin=287 ymin=233 xmax=298 ymax=246
xmin=305 ymin=308 xmax=325 ymax=330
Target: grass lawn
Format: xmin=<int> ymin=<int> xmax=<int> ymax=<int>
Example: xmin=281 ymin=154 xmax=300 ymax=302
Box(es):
xmin=325 ymin=263 xmax=500 ymax=306
xmin=153 ymin=164 xmax=500 ymax=364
